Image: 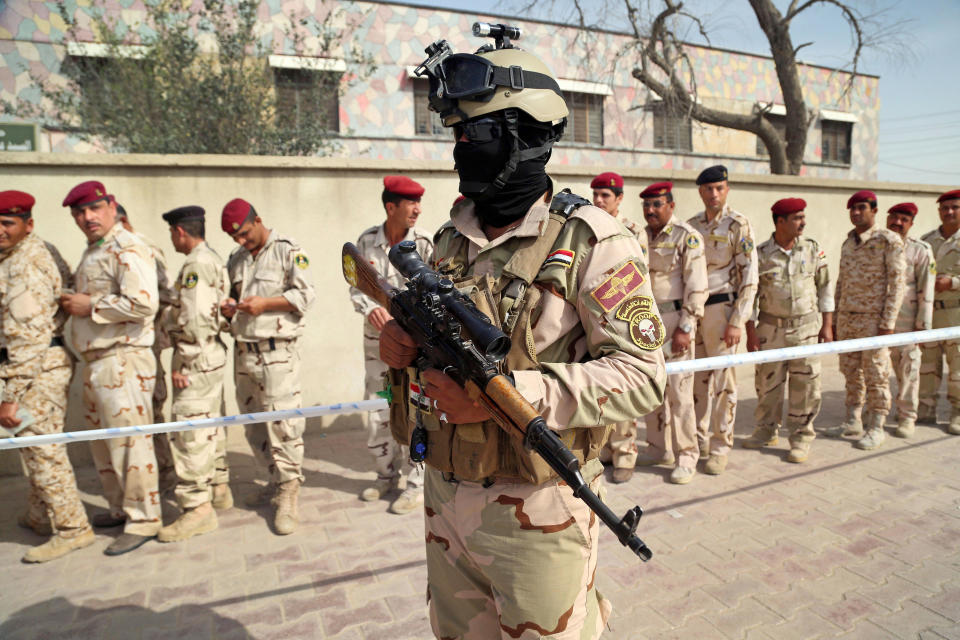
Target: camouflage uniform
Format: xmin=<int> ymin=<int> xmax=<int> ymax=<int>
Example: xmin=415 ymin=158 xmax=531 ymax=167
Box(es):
xmin=642 ymin=218 xmax=707 ymax=470
xmin=919 ymin=227 xmax=960 ymax=419
xmin=753 ymin=235 xmax=833 ymax=444
xmin=834 ymin=225 xmax=905 ymax=425
xmin=227 ymin=230 xmax=315 ymax=484
xmin=393 ymin=198 xmax=666 ymax=639
xmin=72 ymin=223 xmax=161 ymax=536
xmin=687 ymin=205 xmax=758 ymax=456
xmin=349 ymin=224 xmax=432 ymax=490
xmin=891 ymin=237 xmax=935 ymax=422
xmin=0 ymin=234 xmax=91 ymax=539
xmin=161 ymin=242 xmax=230 ymax=509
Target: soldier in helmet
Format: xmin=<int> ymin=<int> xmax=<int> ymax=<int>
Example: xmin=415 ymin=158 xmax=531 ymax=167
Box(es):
xmin=380 ymin=25 xmax=666 ymax=639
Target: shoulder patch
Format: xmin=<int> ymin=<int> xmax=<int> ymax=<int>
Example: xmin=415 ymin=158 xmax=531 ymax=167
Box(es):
xmin=930 ymin=260 xmax=937 ymax=274
xmin=591 ymin=260 xmax=646 ymax=313
xmin=739 ymin=237 xmax=755 ymax=254
xmin=294 ymin=253 xmax=309 ymax=269
xmin=183 ymin=272 xmax=199 ymax=289
xmin=685 ymin=234 xmax=701 ymax=250
xmin=569 ymin=204 xmax=626 ymax=242
xmin=616 ymin=296 xmax=665 ymax=350
xmin=544 ymin=249 xmax=575 ymax=269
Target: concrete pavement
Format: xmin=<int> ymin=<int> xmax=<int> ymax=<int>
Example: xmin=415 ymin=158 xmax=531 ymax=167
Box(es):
xmin=1 ymin=362 xmax=959 ymax=639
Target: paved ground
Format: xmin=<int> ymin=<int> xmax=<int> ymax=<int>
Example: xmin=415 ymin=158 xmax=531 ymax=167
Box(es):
xmin=1 ymin=362 xmax=959 ymax=639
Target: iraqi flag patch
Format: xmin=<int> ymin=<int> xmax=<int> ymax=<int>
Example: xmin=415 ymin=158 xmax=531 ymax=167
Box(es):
xmin=409 ymin=382 xmax=431 ymax=413
xmin=544 ymin=249 xmax=575 ymax=269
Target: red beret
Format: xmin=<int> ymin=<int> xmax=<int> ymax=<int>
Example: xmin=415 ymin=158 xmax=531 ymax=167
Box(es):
xmin=640 ymin=181 xmax=673 ymax=199
xmin=453 ymin=195 xmax=466 ymax=206
xmin=222 ymin=198 xmax=254 ymax=233
xmin=847 ymin=190 xmax=877 ymax=209
xmin=0 ymin=190 xmax=36 ymax=217
xmin=937 ymin=189 xmax=960 ymax=204
xmin=63 ymin=181 xmax=109 ymax=208
xmin=887 ymin=202 xmax=918 ymax=217
xmin=771 ymin=198 xmax=806 ymax=216
xmin=590 ymin=172 xmax=623 ymax=190
xmin=383 ymin=175 xmax=424 ymax=200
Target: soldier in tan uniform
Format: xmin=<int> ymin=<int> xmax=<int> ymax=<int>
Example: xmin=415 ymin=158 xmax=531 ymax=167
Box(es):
xmin=744 ymin=198 xmax=834 ymax=463
xmin=919 ymin=189 xmax=960 ymax=434
xmin=116 ymin=203 xmax=177 ymax=493
xmin=827 ymin=190 xmax=905 ymax=451
xmin=635 ymin=181 xmax=707 ymax=484
xmin=350 ymin=176 xmax=432 ymax=514
xmin=382 ymin=33 xmax=666 ymax=639
xmin=157 ymin=206 xmax=232 ymax=542
xmin=687 ymin=165 xmax=758 ymax=475
xmin=61 ymin=181 xmax=161 ymax=556
xmin=0 ymin=191 xmax=94 ymax=563
xmin=590 ymin=171 xmax=643 ymax=481
xmin=886 ymin=202 xmax=935 ymax=438
xmin=220 ymin=198 xmax=315 ymax=535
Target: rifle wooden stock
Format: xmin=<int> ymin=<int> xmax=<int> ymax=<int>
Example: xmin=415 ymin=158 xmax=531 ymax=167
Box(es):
xmin=342 ymin=243 xmax=396 ymax=308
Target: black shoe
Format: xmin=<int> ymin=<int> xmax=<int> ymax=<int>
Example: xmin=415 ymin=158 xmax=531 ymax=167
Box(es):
xmin=91 ymin=512 xmax=126 ymax=528
xmin=104 ymin=533 xmax=155 ymax=556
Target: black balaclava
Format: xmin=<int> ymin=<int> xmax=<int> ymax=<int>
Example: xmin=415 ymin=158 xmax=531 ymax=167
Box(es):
xmin=454 ymin=109 xmax=557 ymax=228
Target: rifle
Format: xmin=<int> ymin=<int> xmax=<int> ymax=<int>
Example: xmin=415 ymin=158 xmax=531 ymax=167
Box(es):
xmin=342 ymin=240 xmax=652 ymax=561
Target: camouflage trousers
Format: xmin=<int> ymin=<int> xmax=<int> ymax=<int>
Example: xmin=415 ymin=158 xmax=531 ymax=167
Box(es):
xmin=151 ymin=345 xmax=175 ymax=493
xmin=13 ymin=350 xmax=91 ymax=538
xmin=753 ymin=317 xmax=821 ymax=444
xmin=919 ymin=308 xmax=960 ymax=418
xmin=891 ymin=343 xmax=921 ymax=422
xmin=644 ymin=309 xmax=698 ymax=468
xmin=170 ymin=351 xmax=230 ymax=509
xmin=836 ymin=312 xmax=891 ymax=420
xmin=84 ymin=347 xmax=161 ymax=536
xmin=236 ymin=338 xmax=304 ymax=484
xmin=600 ymin=419 xmax=638 ymax=469
xmin=694 ymin=301 xmax=738 ymax=456
xmin=364 ymin=337 xmax=422 ymax=488
xmin=424 ymin=460 xmax=611 ymax=639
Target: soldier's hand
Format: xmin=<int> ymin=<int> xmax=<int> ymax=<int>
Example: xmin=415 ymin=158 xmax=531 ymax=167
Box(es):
xmin=421 ymin=369 xmax=492 ymax=424
xmin=935 ymin=275 xmax=953 ymax=293
xmin=171 ymin=372 xmax=191 ymax=389
xmin=220 ymin=298 xmax=237 ymax=318
xmin=237 ymin=296 xmax=267 ymax=316
xmin=60 ymin=293 xmax=92 ymax=317
xmin=723 ymin=324 xmax=742 ymax=348
xmin=380 ymin=320 xmax=418 ymax=368
xmin=745 ymin=322 xmax=760 ymax=353
xmin=671 ymin=327 xmax=691 ymax=355
xmin=368 ymin=307 xmax=393 ymax=333
xmin=819 ymin=324 xmax=834 ymax=343
xmin=0 ymin=401 xmax=21 ymax=430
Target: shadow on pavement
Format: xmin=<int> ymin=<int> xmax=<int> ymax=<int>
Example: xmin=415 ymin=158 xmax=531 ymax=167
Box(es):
xmin=0 ymin=597 xmax=254 ymax=639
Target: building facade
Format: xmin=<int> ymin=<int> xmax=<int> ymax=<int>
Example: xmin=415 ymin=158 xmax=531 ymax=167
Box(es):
xmin=0 ymin=1 xmax=879 ymax=179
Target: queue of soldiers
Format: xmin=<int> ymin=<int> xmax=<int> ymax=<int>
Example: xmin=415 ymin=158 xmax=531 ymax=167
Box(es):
xmin=0 ymin=181 xmax=315 ymax=564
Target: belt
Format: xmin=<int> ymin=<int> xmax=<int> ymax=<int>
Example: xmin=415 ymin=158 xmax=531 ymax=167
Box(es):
xmin=757 ymin=310 xmax=818 ymax=328
xmin=657 ymin=299 xmax=682 ymax=314
xmin=0 ymin=337 xmax=65 ymax=364
xmin=238 ymin=337 xmax=294 ymax=354
xmin=934 ymin=299 xmax=960 ymax=310
xmin=705 ymin=292 xmax=736 ymax=306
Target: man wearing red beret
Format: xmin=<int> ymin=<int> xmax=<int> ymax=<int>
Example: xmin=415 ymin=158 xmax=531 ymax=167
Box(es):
xmin=0 ymin=191 xmax=94 ymax=562
xmin=743 ymin=198 xmax=834 ymax=463
xmin=349 ymin=176 xmax=433 ymax=514
xmin=61 ymin=180 xmax=162 ymax=555
xmin=885 ymin=203 xmax=935 ymax=438
xmin=827 ymin=191 xmax=905 ymax=451
xmin=919 ymin=189 xmax=960 ymax=435
xmin=219 ymin=198 xmax=315 ymax=534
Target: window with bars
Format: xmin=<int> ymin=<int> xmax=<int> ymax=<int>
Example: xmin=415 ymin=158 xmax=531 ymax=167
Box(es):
xmin=756 ymin=114 xmax=787 ymax=156
xmin=413 ymin=78 xmax=446 ymax=137
xmin=650 ymin=101 xmax=692 ymax=151
xmin=274 ymin=68 xmax=340 ymax=134
xmin=562 ymin=91 xmax=603 ymax=145
xmin=821 ymin=119 xmax=852 ymax=164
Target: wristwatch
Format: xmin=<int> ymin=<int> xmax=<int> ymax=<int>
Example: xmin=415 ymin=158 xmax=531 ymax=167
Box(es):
xmin=678 ymin=321 xmax=693 ymax=334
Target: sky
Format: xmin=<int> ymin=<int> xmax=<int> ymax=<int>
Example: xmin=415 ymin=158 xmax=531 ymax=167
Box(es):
xmin=405 ymin=0 xmax=958 ymax=186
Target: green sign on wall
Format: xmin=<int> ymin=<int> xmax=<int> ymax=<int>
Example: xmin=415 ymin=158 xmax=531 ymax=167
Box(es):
xmin=0 ymin=123 xmax=38 ymax=151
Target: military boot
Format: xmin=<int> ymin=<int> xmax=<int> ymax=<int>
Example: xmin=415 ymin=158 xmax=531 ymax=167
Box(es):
xmin=894 ymin=418 xmax=916 ymax=438
xmin=742 ymin=425 xmax=779 ymax=449
xmin=360 ymin=477 xmax=394 ymax=502
xmin=786 ymin=442 xmax=810 ymax=464
xmin=212 ymin=484 xmax=234 ymax=510
xmin=697 ymin=436 xmax=710 ymax=461
xmin=157 ymin=503 xmax=218 ymax=542
xmin=703 ymin=454 xmax=727 ymax=475
xmin=825 ymin=406 xmax=863 ymax=438
xmin=274 ymin=480 xmax=300 ymax=535
xmin=948 ymin=414 xmax=960 ymax=435
xmin=855 ymin=414 xmax=886 ymax=450
xmin=22 ymin=529 xmax=95 ymax=563
xmin=389 ymin=486 xmax=424 ymax=514
xmin=635 ymin=447 xmax=675 ymax=467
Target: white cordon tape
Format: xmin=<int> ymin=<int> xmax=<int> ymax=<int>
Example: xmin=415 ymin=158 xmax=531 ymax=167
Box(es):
xmin=2 ymin=326 xmax=959 ymax=451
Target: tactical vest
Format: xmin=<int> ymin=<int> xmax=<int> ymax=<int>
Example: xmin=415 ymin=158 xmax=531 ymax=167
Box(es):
xmin=387 ymin=191 xmax=610 ymax=485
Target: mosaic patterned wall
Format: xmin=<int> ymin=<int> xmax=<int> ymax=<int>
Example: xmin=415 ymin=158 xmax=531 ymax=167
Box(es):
xmin=1 ymin=0 xmax=879 ymax=178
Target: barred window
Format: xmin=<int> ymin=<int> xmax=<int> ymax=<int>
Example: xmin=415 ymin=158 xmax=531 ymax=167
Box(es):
xmin=756 ymin=114 xmax=787 ymax=156
xmin=650 ymin=102 xmax=692 ymax=151
xmin=562 ymin=91 xmax=603 ymax=145
xmin=274 ymin=68 xmax=340 ymax=133
xmin=413 ymin=78 xmax=445 ymax=137
xmin=821 ymin=119 xmax=852 ymax=164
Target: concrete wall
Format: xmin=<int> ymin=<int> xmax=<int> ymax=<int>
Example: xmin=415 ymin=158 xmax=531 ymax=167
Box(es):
xmin=0 ymin=151 xmax=952 ymax=472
